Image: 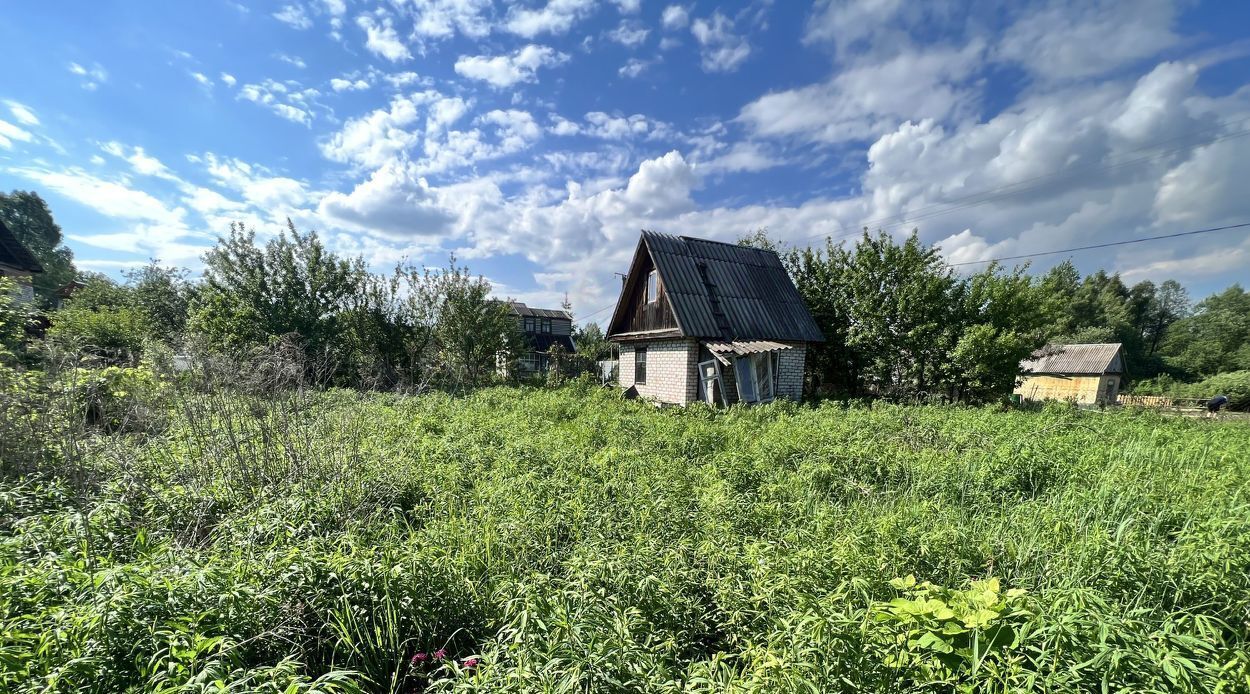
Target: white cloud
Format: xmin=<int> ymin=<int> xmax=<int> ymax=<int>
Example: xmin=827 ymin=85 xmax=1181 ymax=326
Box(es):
xmin=0 ymin=119 xmax=34 ymax=149
xmin=454 ymin=45 xmax=569 ymax=88
xmin=190 ymin=71 xmax=213 ymax=87
xmin=200 ymin=153 xmax=311 ymax=211
xmin=739 ymin=41 xmax=984 ymax=143
xmin=4 ymin=101 xmax=39 ymax=126
xmin=237 ymin=79 xmax=319 ymax=125
xmin=220 ymin=72 xmax=237 ymax=87
xmin=383 ymin=71 xmax=427 ymax=88
xmin=274 ymin=3 xmax=313 ymax=29
xmin=607 ymin=20 xmax=649 ymax=47
xmin=330 ymin=77 xmax=371 ymax=92
xmin=690 ymin=12 xmax=751 ymax=73
xmin=1155 ymin=135 xmax=1250 ymax=226
xmin=504 ymin=0 xmax=595 ymax=38
xmin=322 ymin=0 xmax=346 ymax=15
xmin=320 ymin=92 xmax=429 ymax=168
xmin=357 ymin=14 xmax=412 ymax=62
xmin=611 ymin=0 xmax=641 ymax=13
xmin=618 ymin=58 xmax=650 ymax=79
xmin=408 ymin=0 xmax=494 ymax=42
xmin=68 ymin=61 xmax=108 ymax=90
xmin=100 ymin=141 xmax=181 ymax=181
xmin=661 ymin=5 xmax=689 ymax=30
xmin=275 ymin=53 xmax=308 ymax=69
xmin=11 ymin=167 xmax=185 ymax=225
xmin=997 ymin=0 xmax=1181 ymax=81
xmin=318 ymin=160 xmax=457 ymax=237
xmin=478 ymin=109 xmax=542 ymax=150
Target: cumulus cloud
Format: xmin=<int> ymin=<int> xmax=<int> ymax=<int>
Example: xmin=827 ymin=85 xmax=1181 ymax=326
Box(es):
xmin=661 ymin=4 xmax=690 ymax=30
xmin=739 ymin=42 xmax=984 ymax=143
xmin=237 ymin=79 xmax=319 ymax=125
xmin=408 ymin=0 xmax=494 ymax=42
xmin=504 ymin=0 xmax=595 ymax=38
xmin=321 ymin=92 xmax=429 ymax=168
xmin=273 ymin=3 xmax=313 ymax=29
xmin=690 ymin=12 xmax=751 ymax=73
xmin=454 ymin=45 xmax=569 ymax=87
xmin=357 ymin=14 xmax=412 ymax=62
xmin=319 ymin=160 xmax=457 ymax=237
xmin=330 ymin=77 xmax=371 ymax=92
xmin=220 ymin=72 xmax=237 ymax=87
xmin=607 ymin=20 xmax=649 ymax=47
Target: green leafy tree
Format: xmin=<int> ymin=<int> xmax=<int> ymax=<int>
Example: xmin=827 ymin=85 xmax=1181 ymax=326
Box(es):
xmin=0 ymin=277 xmax=29 ymax=363
xmin=0 ymin=190 xmax=76 ymax=303
xmin=426 ymin=259 xmax=523 ymax=390
xmin=572 ymin=322 xmax=613 ymax=361
xmin=1160 ymin=285 xmax=1250 ymax=377
xmin=949 ymin=263 xmax=1049 ymax=401
xmin=124 ymin=262 xmax=196 ymax=343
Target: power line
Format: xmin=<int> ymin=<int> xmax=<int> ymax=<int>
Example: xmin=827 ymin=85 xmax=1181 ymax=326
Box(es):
xmin=575 ymin=301 xmax=616 ymax=324
xmin=946 ymin=222 xmax=1250 ymax=267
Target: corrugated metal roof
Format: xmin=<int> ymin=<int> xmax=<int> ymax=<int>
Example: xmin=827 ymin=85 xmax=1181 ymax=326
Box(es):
xmin=636 ymin=231 xmax=824 ymax=342
xmin=0 ymin=220 xmax=44 ymax=274
xmin=1020 ymin=343 xmax=1123 ymax=375
xmin=705 ymin=340 xmax=794 ymax=356
xmin=508 ymin=301 xmax=572 ymax=320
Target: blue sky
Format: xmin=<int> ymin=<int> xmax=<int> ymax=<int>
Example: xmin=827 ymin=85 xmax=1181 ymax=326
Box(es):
xmin=2 ymin=0 xmax=1249 ymax=324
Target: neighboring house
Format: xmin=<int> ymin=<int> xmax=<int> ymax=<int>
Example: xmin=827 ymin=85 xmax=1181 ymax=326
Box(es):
xmin=0 ymin=219 xmax=43 ymax=304
xmin=606 ymin=231 xmax=824 ymax=406
xmin=1014 ymin=343 xmax=1124 ymax=405
xmin=507 ymin=301 xmax=575 ymax=375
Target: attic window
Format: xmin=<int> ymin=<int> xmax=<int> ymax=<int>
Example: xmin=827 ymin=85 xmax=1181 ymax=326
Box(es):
xmin=646 ymin=270 xmax=658 ymax=303
xmin=541 ymin=317 xmax=551 ymax=333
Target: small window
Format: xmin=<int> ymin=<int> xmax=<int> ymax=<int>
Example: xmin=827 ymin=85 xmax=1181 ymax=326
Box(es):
xmin=635 ymin=347 xmax=647 ymax=384
xmin=646 ymin=270 xmax=658 ymax=304
xmin=541 ymin=317 xmax=552 ymax=333
xmin=523 ymin=316 xmax=536 ymax=332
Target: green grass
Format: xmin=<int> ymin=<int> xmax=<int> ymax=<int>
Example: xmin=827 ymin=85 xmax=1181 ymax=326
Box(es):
xmin=2 ymin=380 xmax=1250 ymax=692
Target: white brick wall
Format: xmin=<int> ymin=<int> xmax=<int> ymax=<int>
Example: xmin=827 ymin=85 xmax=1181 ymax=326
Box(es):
xmin=618 ymin=339 xmax=699 ymax=405
xmin=775 ymin=342 xmax=806 ymax=401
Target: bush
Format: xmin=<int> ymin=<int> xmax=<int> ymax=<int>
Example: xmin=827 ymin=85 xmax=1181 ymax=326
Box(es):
xmin=45 ymin=304 xmax=150 ymax=365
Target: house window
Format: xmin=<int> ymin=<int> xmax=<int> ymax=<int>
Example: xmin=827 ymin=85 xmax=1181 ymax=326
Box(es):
xmin=646 ymin=270 xmax=658 ymax=303
xmin=541 ymin=317 xmax=552 ymax=333
xmin=635 ymin=347 xmax=647 ymax=384
xmin=523 ymin=316 xmax=536 ymax=332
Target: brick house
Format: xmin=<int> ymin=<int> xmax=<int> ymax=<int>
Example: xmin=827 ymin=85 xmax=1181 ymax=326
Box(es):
xmin=0 ymin=219 xmax=43 ymax=305
xmin=506 ymin=301 xmax=575 ymax=376
xmin=606 ymin=231 xmax=823 ymax=406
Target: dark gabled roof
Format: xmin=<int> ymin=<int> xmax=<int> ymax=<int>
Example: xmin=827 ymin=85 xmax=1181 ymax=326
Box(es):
xmin=1020 ymin=343 xmax=1123 ymax=375
xmin=508 ymin=301 xmax=572 ymax=320
xmin=609 ymin=231 xmax=824 ymax=342
xmin=0 ymin=219 xmax=43 ymax=273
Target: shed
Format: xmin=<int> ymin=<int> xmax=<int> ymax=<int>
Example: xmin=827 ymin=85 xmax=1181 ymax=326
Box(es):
xmin=1014 ymin=343 xmax=1124 ymax=405
xmin=0 ymin=219 xmax=44 ymax=304
xmin=606 ymin=231 xmax=823 ymax=406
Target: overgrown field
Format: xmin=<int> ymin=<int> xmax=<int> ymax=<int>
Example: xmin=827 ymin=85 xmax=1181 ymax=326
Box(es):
xmin=3 ymin=380 xmax=1250 ymax=692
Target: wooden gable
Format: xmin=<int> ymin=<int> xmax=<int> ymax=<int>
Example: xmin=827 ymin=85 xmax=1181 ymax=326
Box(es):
xmin=607 ymin=238 xmax=679 ymax=337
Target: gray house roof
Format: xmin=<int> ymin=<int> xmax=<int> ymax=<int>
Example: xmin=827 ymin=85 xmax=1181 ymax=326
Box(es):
xmin=0 ymin=219 xmax=44 ymax=274
xmin=1020 ymin=343 xmax=1123 ymax=375
xmin=616 ymin=231 xmax=824 ymax=342
xmin=508 ymin=301 xmax=572 ymax=320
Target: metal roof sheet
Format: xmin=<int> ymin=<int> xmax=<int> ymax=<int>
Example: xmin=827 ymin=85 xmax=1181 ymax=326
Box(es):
xmin=705 ymin=340 xmax=794 ymax=356
xmin=508 ymin=301 xmax=572 ymax=320
xmin=637 ymin=231 xmax=824 ymax=342
xmin=0 ymin=219 xmax=44 ymax=274
xmin=1020 ymin=343 xmax=1123 ymax=375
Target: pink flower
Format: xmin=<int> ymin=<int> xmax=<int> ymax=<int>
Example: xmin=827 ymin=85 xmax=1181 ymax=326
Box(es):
xmin=463 ymin=657 xmax=479 ymax=668
xmin=411 ymin=652 xmax=428 ymax=664
xmin=433 ymin=648 xmax=447 ymax=661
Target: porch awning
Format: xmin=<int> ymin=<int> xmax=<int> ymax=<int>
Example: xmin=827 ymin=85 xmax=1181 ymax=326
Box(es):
xmin=704 ymin=340 xmax=793 ymax=360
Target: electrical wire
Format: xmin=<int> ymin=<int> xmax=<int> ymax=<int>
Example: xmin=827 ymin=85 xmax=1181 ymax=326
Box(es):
xmin=945 ymin=222 xmax=1250 ymax=267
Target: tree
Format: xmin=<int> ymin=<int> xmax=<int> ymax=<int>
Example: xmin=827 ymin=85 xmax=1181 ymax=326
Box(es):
xmin=949 ymin=264 xmax=1049 ymax=401
xmin=1160 ymin=285 xmax=1250 ymax=377
xmin=124 ymin=262 xmax=196 ymax=343
xmin=572 ymin=322 xmax=613 ymax=361
xmin=426 ymin=259 xmax=523 ymax=390
xmin=189 ymin=221 xmax=365 ymax=361
xmin=0 ymin=190 xmax=76 ymax=304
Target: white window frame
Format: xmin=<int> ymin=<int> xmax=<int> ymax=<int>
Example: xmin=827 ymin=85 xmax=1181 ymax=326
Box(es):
xmin=646 ymin=270 xmax=658 ymax=304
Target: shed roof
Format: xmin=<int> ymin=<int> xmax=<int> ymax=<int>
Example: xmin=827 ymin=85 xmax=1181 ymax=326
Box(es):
xmin=609 ymin=231 xmax=824 ymax=343
xmin=1020 ymin=343 xmax=1123 ymax=375
xmin=0 ymin=219 xmax=44 ymax=274
xmin=508 ymin=301 xmax=572 ymax=320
